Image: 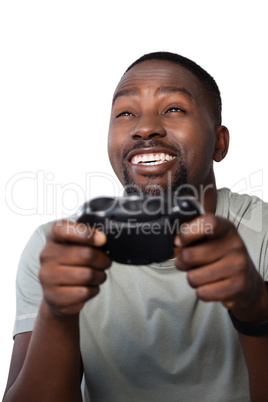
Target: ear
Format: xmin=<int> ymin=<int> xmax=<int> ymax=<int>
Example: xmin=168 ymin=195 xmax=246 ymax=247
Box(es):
xmin=213 ymin=125 xmax=229 ymax=162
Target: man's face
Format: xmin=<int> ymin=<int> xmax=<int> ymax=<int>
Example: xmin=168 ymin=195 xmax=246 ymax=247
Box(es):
xmin=108 ymin=60 xmax=217 ymax=196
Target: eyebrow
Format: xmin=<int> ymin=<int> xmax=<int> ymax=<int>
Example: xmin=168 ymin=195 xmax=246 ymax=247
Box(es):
xmin=156 ymin=86 xmax=194 ymax=100
xmin=112 ymin=88 xmax=140 ymax=105
xmin=112 ymin=85 xmax=194 ymax=105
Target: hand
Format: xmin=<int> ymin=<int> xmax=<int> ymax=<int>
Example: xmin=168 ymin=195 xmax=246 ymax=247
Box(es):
xmin=39 ymin=220 xmax=111 ymax=317
xmin=175 ymin=214 xmax=268 ymax=322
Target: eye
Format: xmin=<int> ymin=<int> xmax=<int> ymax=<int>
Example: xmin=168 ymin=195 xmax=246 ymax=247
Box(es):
xmin=165 ymin=106 xmax=184 ymax=113
xmin=116 ymin=111 xmax=134 ymax=118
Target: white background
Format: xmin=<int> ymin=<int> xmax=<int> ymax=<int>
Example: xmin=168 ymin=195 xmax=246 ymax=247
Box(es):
xmin=1 ymin=0 xmax=267 ymax=395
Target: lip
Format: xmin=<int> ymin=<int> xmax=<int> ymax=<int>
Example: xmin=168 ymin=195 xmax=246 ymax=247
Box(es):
xmin=127 ymin=147 xmax=177 ymax=163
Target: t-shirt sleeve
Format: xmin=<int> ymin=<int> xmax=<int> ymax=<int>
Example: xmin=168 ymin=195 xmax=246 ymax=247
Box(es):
xmin=13 ymin=222 xmax=54 ymax=338
xmin=217 ymin=189 xmax=268 ymax=281
xmin=259 ymin=231 xmax=268 ymax=282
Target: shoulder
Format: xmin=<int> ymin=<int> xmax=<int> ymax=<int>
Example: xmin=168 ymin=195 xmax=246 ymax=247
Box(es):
xmin=18 ymin=215 xmax=78 ymax=270
xmin=216 ymin=188 xmax=268 ymax=233
xmin=24 ymin=216 xmax=77 ymax=252
xmin=20 ymin=221 xmax=55 ymax=260
xmin=216 ymin=188 xmax=268 ymax=277
xmin=34 ymin=220 xmax=55 ymax=240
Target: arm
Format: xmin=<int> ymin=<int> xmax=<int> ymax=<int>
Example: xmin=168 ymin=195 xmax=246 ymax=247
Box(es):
xmin=3 ymin=220 xmax=111 ymax=402
xmin=175 ymin=214 xmax=268 ymax=402
xmin=3 ymin=313 xmax=83 ymax=402
xmin=238 ymin=331 xmax=268 ymax=401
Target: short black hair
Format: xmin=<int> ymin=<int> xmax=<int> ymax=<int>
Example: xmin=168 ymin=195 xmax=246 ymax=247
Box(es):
xmin=126 ymin=51 xmax=222 ymax=126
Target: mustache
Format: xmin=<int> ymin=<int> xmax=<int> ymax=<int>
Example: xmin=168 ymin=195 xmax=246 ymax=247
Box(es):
xmin=122 ymin=139 xmax=181 ymax=159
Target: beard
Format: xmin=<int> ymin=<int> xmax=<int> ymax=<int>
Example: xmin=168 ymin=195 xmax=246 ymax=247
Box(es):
xmin=121 ymin=140 xmax=189 ymax=196
xmin=123 ymin=166 xmax=188 ymax=196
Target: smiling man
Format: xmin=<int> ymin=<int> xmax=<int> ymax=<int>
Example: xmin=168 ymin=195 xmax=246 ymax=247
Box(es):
xmin=3 ymin=52 xmax=268 ymax=402
xmin=109 ymin=56 xmax=220 ymax=199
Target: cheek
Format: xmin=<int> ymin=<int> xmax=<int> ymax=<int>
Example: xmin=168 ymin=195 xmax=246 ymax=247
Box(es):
xmin=186 ymin=135 xmax=216 ymax=183
xmin=107 ymin=128 xmax=125 ymax=178
xmin=184 ymin=118 xmax=215 ymax=157
xmin=174 ymin=121 xmax=215 ymax=175
xmin=107 ymin=133 xmax=114 ymax=161
xmin=107 ymin=122 xmax=117 ymax=157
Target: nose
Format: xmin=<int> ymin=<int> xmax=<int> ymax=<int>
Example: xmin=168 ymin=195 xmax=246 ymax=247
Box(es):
xmin=130 ymin=115 xmax=166 ymax=140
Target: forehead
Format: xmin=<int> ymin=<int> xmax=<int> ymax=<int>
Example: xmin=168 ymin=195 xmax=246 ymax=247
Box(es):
xmin=113 ymin=60 xmax=202 ymax=101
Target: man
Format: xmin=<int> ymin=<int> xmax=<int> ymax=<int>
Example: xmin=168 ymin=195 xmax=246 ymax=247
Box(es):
xmin=3 ymin=52 xmax=268 ymax=401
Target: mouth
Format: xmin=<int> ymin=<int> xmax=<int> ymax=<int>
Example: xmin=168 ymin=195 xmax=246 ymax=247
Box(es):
xmin=127 ymin=146 xmax=177 ymax=168
xmin=122 ymin=145 xmax=187 ymax=194
xmin=131 ymin=152 xmax=176 ymax=166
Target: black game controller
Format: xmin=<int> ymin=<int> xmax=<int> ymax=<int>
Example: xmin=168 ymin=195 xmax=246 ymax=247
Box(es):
xmin=77 ymin=194 xmax=204 ymax=265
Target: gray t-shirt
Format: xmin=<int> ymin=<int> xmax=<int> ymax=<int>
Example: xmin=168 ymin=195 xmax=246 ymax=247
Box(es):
xmin=13 ymin=188 xmax=268 ymax=401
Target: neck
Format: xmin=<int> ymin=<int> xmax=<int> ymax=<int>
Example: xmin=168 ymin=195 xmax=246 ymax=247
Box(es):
xmin=201 ymin=179 xmax=218 ymax=214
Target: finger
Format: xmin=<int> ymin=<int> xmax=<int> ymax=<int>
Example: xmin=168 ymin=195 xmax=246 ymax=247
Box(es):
xmin=175 ymin=214 xmax=234 ymax=247
xmin=195 ymin=276 xmax=245 ymax=303
xmin=44 ymin=284 xmax=100 ymax=310
xmin=176 ymin=239 xmax=221 ymax=270
xmin=63 ymin=267 xmax=107 ymax=286
xmin=40 ymin=264 xmax=108 ymax=287
xmin=41 ymin=242 xmax=111 ymax=270
xmin=184 ymin=251 xmax=246 ymax=288
xmin=176 ymin=235 xmax=245 ymax=270
xmin=48 ymin=220 xmax=107 ymax=247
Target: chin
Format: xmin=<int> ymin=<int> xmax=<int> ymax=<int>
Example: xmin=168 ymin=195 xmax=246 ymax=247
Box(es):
xmin=125 ymin=184 xmax=166 ymax=196
xmin=122 ymin=178 xmax=189 ymax=197
xmin=122 ymin=168 xmax=188 ymax=197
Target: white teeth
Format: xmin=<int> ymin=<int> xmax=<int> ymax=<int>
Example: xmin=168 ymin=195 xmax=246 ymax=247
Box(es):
xmin=143 ymin=155 xmax=149 ymax=162
xmin=131 ymin=153 xmax=176 ymax=165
